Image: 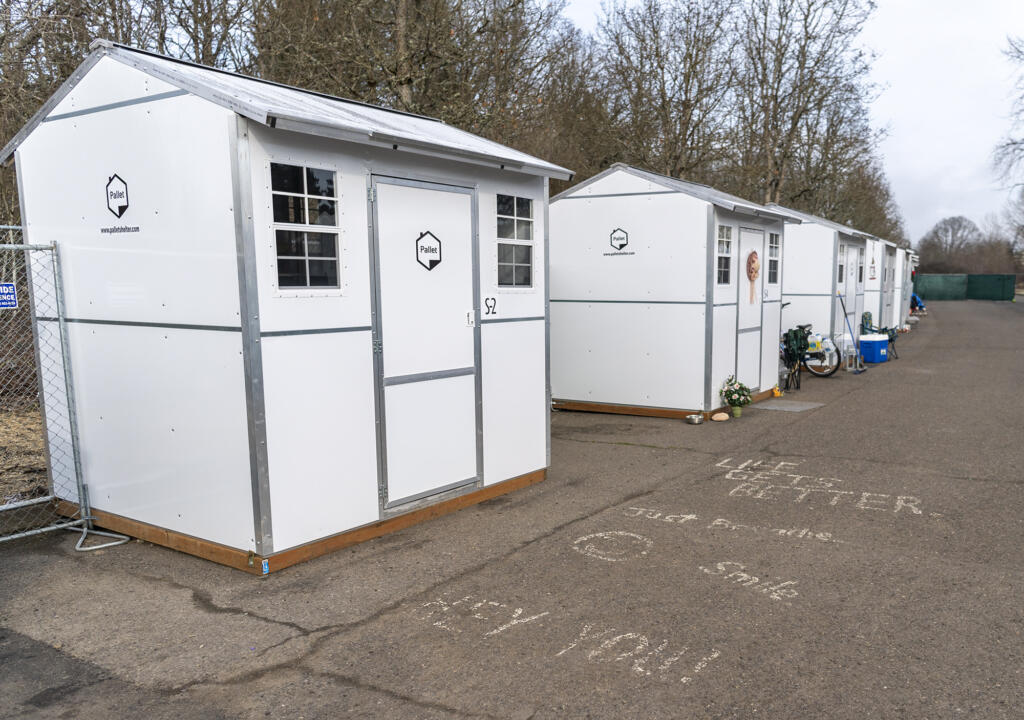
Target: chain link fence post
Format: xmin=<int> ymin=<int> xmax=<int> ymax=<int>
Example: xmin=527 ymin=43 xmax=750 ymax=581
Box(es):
xmin=0 ymin=226 xmax=127 ymax=549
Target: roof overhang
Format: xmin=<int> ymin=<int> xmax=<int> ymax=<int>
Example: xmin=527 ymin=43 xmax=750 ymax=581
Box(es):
xmin=3 ymin=41 xmax=573 ymax=181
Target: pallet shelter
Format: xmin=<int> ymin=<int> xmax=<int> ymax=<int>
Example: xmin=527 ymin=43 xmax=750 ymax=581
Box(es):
xmin=549 ymin=164 xmax=800 ymax=418
xmin=1 ymin=40 xmax=571 ymax=573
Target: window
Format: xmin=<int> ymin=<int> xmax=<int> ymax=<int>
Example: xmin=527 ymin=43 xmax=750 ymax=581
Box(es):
xmin=837 ymin=243 xmax=846 ymax=282
xmin=768 ymin=233 xmax=780 ymax=284
xmin=716 ymin=225 xmax=732 ymax=284
xmin=497 ymin=194 xmax=533 ymax=287
xmin=857 ymin=247 xmax=865 ymax=283
xmin=271 ymin=163 xmax=339 ymax=288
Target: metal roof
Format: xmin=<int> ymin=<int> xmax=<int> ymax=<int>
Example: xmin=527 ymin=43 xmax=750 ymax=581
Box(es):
xmin=766 ymin=203 xmax=873 ymax=241
xmin=2 ymin=41 xmax=572 ymax=180
xmin=553 ymin=163 xmax=800 ymax=223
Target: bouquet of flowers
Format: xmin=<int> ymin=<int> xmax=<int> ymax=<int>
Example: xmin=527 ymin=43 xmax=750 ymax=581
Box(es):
xmin=720 ymin=375 xmax=752 ymax=407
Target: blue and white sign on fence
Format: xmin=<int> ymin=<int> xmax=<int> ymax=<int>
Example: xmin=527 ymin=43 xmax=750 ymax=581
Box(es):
xmin=0 ymin=283 xmax=18 ymax=309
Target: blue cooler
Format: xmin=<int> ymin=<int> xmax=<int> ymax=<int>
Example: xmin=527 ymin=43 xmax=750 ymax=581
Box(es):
xmin=860 ymin=333 xmax=888 ymax=363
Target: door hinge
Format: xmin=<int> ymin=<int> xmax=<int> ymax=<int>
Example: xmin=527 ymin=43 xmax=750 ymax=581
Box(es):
xmin=372 ymin=339 xmax=382 ymax=353
xmin=367 ymin=187 xmax=376 ymax=203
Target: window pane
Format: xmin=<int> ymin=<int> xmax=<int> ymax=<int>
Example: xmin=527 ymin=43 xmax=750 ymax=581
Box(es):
xmin=497 ymin=194 xmax=515 ymax=217
xmin=276 ymin=229 xmax=305 ymax=257
xmin=516 ymin=219 xmax=532 ymax=240
xmin=271 ymin=163 xmax=304 ymax=193
xmin=717 ymin=257 xmax=730 ymax=284
xmin=718 ymin=239 xmax=730 ymax=254
xmin=307 ymin=198 xmax=337 ymax=226
xmin=516 ymin=197 xmax=532 ymax=219
xmin=306 ymin=233 xmax=337 ymax=258
xmin=769 ymin=259 xmax=779 ymax=284
xmin=278 ymin=259 xmax=307 ymax=287
xmin=497 ymin=217 xmax=515 ymax=239
xmin=306 ymin=168 xmax=335 ymax=197
xmin=273 ymin=194 xmax=306 ymax=224
xmin=497 ymin=243 xmax=514 ymax=263
xmin=514 ymin=264 xmax=532 ymax=286
xmin=308 ymin=259 xmax=339 ymax=287
xmin=498 ymin=264 xmax=514 ymax=286
xmin=513 ymin=244 xmax=531 ymax=264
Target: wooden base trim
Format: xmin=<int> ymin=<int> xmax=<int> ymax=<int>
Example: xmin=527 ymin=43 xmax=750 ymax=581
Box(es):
xmin=553 ymin=388 xmax=777 ymax=421
xmin=551 ymin=400 xmax=694 ymax=420
xmin=62 ymin=468 xmax=547 ymax=575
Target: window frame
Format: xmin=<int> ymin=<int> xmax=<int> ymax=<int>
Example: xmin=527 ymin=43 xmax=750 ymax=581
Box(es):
xmin=857 ymin=247 xmax=865 ymax=283
xmin=268 ymin=161 xmax=343 ymax=297
xmin=837 ymin=242 xmax=846 ymax=282
xmin=716 ymin=225 xmax=732 ymax=285
xmin=767 ymin=232 xmax=780 ymax=285
xmin=496 ymin=194 xmax=535 ymax=291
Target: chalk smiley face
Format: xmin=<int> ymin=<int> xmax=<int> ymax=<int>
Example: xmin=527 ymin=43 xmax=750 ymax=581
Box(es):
xmin=572 ymin=531 xmax=653 ymax=562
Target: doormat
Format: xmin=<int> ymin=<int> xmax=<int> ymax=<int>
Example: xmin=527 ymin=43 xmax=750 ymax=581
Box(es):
xmin=755 ymin=399 xmax=825 ymax=412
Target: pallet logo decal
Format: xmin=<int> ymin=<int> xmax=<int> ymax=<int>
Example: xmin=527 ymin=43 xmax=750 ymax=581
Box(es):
xmin=106 ymin=174 xmax=129 ymax=218
xmin=416 ymin=230 xmax=442 ymax=270
xmin=610 ymin=228 xmax=629 ymax=251
xmin=0 ymin=283 xmax=17 ymax=309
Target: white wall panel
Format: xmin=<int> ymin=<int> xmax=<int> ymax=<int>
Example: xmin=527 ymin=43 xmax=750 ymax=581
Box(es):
xmin=482 ymin=320 xmax=546 ymax=485
xmin=711 ymin=306 xmax=737 ymax=406
xmin=19 ymin=78 xmax=241 ymax=326
xmin=551 ymin=302 xmax=704 ymax=410
xmin=563 ymin=170 xmax=667 ymax=197
xmin=551 ymin=185 xmax=707 ymax=303
xmin=261 ymin=332 xmax=379 ymax=551
xmin=780 ymin=223 xmax=835 ymax=296
xmin=48 ymin=56 xmax=180 ymax=116
xmin=760 ymin=307 xmax=782 ymax=391
xmin=70 ymin=324 xmax=254 ymax=550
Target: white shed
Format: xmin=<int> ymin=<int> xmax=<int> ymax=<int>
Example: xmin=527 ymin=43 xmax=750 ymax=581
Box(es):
xmin=880 ymin=240 xmax=902 ymax=327
xmin=894 ymin=248 xmax=917 ymax=327
xmin=549 ymin=164 xmax=799 ymax=418
xmin=1 ymin=41 xmax=570 ymax=573
xmin=770 ymin=204 xmax=869 ymax=355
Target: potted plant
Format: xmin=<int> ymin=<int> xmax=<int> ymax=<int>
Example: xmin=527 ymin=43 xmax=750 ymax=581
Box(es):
xmin=720 ymin=376 xmax=753 ymax=418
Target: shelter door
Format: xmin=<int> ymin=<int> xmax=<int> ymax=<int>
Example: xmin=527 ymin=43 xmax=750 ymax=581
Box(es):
xmin=371 ymin=177 xmax=479 ymax=508
xmin=882 ymin=249 xmax=896 ymax=326
xmin=835 ymin=245 xmax=858 ymax=350
xmin=736 ymin=227 xmax=765 ymax=389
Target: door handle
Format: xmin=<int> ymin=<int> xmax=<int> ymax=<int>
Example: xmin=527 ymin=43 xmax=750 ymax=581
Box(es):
xmin=466 ymin=311 xmax=476 ymax=327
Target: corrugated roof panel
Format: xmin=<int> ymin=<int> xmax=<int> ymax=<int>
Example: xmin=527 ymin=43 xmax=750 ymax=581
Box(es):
xmin=105 ymin=45 xmax=570 ymax=178
xmin=2 ymin=41 xmax=571 ymax=179
xmin=556 ymin=163 xmax=800 ymax=222
xmin=767 ymin=203 xmax=872 ymax=240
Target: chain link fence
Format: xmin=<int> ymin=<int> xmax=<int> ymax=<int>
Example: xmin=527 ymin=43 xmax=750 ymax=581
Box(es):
xmin=0 ymin=226 xmax=128 ymax=550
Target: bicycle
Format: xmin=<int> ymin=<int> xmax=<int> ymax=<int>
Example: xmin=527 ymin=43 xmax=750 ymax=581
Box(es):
xmin=779 ymin=304 xmax=841 ymax=390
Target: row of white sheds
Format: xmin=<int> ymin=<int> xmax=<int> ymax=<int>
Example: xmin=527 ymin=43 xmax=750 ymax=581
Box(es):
xmin=2 ymin=42 xmax=914 ymax=571
xmin=549 ymin=164 xmax=917 ymax=417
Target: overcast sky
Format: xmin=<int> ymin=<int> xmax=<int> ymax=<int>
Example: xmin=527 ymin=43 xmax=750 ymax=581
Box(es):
xmin=561 ymin=0 xmax=1024 ymax=243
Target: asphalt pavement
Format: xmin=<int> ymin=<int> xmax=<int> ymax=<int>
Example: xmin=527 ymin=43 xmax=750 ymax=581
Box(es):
xmin=1 ymin=300 xmax=1022 ymax=719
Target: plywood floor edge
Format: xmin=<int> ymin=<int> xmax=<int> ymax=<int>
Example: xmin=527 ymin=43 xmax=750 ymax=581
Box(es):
xmin=58 ymin=468 xmax=547 ymax=575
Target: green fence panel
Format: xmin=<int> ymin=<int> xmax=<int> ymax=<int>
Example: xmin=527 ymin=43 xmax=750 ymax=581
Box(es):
xmin=915 ymin=274 xmax=967 ymax=300
xmin=966 ymin=274 xmax=1015 ymax=301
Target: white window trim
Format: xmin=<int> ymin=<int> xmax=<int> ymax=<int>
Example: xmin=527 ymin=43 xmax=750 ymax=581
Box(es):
xmin=267 ymin=160 xmax=345 ymax=299
xmin=495 ymin=194 xmax=537 ymax=294
xmin=716 ymin=225 xmax=733 ymax=285
xmin=767 ymin=233 xmax=780 ymax=284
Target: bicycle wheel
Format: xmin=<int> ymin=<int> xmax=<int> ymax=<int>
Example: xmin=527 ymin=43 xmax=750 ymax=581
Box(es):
xmin=803 ymin=338 xmax=840 ymax=377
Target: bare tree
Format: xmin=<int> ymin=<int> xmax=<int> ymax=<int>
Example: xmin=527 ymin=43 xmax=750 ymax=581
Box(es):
xmin=598 ymin=0 xmax=736 ymax=179
xmin=729 ymin=0 xmax=874 ymax=205
xmin=995 ymin=36 xmax=1024 ymax=184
